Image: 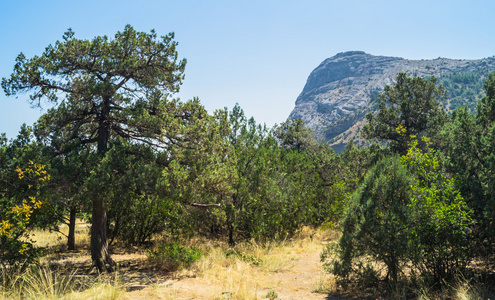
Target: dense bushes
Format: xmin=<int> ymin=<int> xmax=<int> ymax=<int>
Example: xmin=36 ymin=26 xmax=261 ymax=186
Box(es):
xmin=319 ymin=72 xmax=495 ymax=294
xmin=323 ymin=137 xmax=473 ymax=287
xmin=323 ymin=156 xmax=414 ymax=285
xmin=439 ymin=72 xmax=495 ymax=252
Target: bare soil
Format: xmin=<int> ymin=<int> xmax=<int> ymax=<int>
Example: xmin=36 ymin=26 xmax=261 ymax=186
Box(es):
xmin=125 ymin=245 xmax=344 ymax=300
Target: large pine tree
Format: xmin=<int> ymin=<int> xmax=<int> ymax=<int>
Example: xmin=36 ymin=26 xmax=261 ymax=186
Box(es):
xmin=2 ymin=25 xmax=191 ymax=271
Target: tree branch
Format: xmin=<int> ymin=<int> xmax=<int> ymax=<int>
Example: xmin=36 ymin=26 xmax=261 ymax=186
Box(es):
xmin=190 ymin=203 xmax=221 ymax=208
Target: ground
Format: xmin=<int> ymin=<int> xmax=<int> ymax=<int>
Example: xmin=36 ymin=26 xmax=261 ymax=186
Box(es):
xmin=126 ymin=244 xmax=343 ymax=300
xmin=35 ymin=226 xmax=345 ymax=299
xmin=16 ymin=225 xmax=495 ymax=299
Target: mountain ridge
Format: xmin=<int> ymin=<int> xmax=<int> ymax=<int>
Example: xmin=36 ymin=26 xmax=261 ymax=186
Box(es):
xmin=289 ymin=51 xmax=495 ymax=150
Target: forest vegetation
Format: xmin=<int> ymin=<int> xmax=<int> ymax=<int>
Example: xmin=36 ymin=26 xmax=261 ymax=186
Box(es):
xmin=1 ymin=25 xmax=495 ymax=299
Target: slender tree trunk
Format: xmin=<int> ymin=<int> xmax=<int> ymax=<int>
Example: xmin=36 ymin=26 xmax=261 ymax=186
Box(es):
xmin=227 ymin=197 xmax=235 ymax=246
xmin=228 ymin=222 xmax=234 ymax=246
xmin=90 ymin=97 xmax=115 ymax=272
xmin=91 ymin=196 xmax=114 ymax=272
xmin=67 ymin=207 xmax=77 ymax=251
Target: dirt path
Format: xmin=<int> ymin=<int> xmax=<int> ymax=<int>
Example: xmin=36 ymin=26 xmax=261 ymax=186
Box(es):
xmin=126 ymin=243 xmax=344 ymax=300
xmin=255 ymin=249 xmax=336 ymax=300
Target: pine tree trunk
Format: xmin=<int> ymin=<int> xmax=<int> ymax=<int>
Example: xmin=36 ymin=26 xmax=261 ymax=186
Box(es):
xmin=228 ymin=222 xmax=234 ymax=246
xmin=227 ymin=200 xmax=235 ymax=246
xmin=91 ymin=196 xmax=115 ymax=272
xmin=90 ymin=98 xmax=115 ymax=272
xmin=67 ymin=207 xmax=76 ymax=251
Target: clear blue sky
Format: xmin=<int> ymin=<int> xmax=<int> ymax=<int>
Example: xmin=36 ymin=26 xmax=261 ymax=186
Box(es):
xmin=1 ymin=0 xmax=495 ymax=139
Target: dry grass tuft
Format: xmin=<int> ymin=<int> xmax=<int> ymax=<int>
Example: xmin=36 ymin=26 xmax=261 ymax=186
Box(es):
xmin=0 ymin=266 xmax=124 ymax=300
xmin=452 ymin=276 xmax=494 ymax=300
xmin=312 ymin=270 xmax=337 ymax=294
xmin=67 ymin=274 xmax=124 ymax=300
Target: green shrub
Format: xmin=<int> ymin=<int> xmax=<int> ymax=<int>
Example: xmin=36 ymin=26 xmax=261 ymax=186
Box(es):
xmin=323 ymin=136 xmax=473 ymax=289
xmin=324 ymin=156 xmax=414 ymax=286
xmin=265 ymin=289 xmax=278 ymax=299
xmin=146 ymin=242 xmax=202 ymax=270
xmin=402 ymin=136 xmax=472 ymax=282
xmin=0 ymin=162 xmax=48 ymax=268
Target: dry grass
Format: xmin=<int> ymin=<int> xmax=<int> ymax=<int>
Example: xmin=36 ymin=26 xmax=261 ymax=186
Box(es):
xmin=444 ymin=276 xmax=494 ymax=300
xmin=177 ymin=246 xmax=260 ymax=299
xmin=2 ymin=223 xmax=126 ymax=300
xmin=27 ymin=221 xmax=91 ymax=250
xmin=65 ymin=274 xmax=124 ymax=300
xmin=0 ymin=266 xmax=124 ymax=300
xmin=453 ymin=280 xmax=484 ymax=300
xmin=312 ymin=270 xmax=337 ymax=294
xmin=143 ymin=283 xmax=179 ymax=300
xmin=413 ymin=277 xmax=495 ymax=300
xmin=168 ymin=227 xmax=338 ymax=300
xmin=8 ymin=226 xmax=341 ymax=300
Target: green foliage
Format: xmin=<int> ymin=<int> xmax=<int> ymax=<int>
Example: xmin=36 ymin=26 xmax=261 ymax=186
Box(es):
xmin=156 ymin=107 xmax=237 ymax=241
xmin=439 ymin=71 xmax=495 ymax=252
xmin=477 ymin=72 xmax=495 ymax=126
xmin=439 ymin=70 xmax=488 ymax=112
xmin=274 ymin=118 xmax=315 ymax=150
xmin=0 ymin=161 xmax=48 ymax=267
xmin=85 ymin=141 xmax=177 ymax=245
xmin=326 ymin=156 xmax=414 ymax=285
xmin=325 ymin=136 xmax=472 ymax=287
xmin=146 ymin=242 xmax=202 ymax=270
xmin=265 ymin=290 xmax=278 ymax=300
xmin=276 ymin=118 xmax=348 ymax=227
xmin=339 ymin=140 xmax=388 ymax=193
xmin=402 ymin=136 xmax=472 ymax=282
xmin=363 ymin=73 xmax=448 ymax=154
xmin=218 ymin=109 xmax=347 ymax=244
xmin=226 ymin=106 xmax=290 ymax=242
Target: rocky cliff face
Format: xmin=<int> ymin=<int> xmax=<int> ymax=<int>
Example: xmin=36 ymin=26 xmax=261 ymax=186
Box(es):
xmin=289 ymin=51 xmax=495 ymax=149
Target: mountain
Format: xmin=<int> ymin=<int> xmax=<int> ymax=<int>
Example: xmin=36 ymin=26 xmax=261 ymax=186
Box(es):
xmin=289 ymin=51 xmax=495 ymax=151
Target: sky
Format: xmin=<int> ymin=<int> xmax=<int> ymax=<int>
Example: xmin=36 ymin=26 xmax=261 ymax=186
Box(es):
xmin=1 ymin=0 xmax=495 ymax=139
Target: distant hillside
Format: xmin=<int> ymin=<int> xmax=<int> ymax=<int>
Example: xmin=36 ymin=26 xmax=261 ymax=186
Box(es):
xmin=288 ymin=51 xmax=495 ymax=151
